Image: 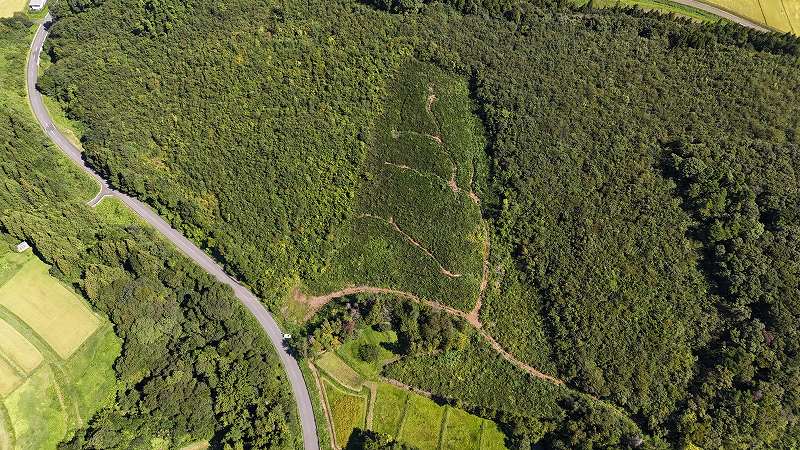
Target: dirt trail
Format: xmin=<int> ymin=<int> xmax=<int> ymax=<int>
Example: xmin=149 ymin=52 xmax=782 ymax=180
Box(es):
xmin=360 ymin=214 xmax=462 ymax=278
xmin=382 ymin=377 xmax=434 ymax=399
xmin=308 ymin=362 xmax=339 ymax=450
xmin=467 ymin=230 xmax=490 ymax=327
xmin=297 ymin=284 xmax=563 ymax=388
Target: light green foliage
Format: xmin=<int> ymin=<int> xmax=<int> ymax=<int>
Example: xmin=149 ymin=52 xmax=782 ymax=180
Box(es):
xmin=337 ymin=327 xmax=397 ymax=380
xmin=398 ymin=394 xmax=443 ymax=448
xmin=326 ymin=60 xmax=487 ymax=310
xmin=316 ymin=352 xmax=365 ymax=391
xmin=373 ymin=384 xmax=407 ymax=437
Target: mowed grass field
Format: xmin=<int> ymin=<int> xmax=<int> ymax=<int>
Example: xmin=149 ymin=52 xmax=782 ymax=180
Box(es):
xmin=702 ymin=0 xmax=800 ymax=33
xmin=0 ymin=0 xmax=27 ymax=18
xmin=0 ymin=258 xmax=100 ymax=359
xmin=314 ymin=326 xmax=508 ymax=449
xmin=0 ymin=246 xmax=119 ymax=449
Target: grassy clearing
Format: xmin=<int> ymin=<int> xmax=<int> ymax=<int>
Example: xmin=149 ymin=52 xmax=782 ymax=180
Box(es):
xmin=480 ymin=420 xmax=508 ymax=450
xmin=577 ymin=0 xmax=723 ymax=21
xmin=442 ymin=406 xmax=482 ymax=449
xmin=0 ymin=250 xmax=119 ymax=448
xmin=0 ymin=320 xmax=42 ymax=374
xmin=0 ymin=258 xmax=100 ymax=358
xmin=4 ymin=366 xmax=67 ymax=450
xmin=316 ymin=352 xmax=365 ymax=391
xmin=0 ymin=0 xmax=26 ymax=18
xmin=59 ymin=326 xmax=119 ymax=419
xmin=336 ymin=327 xmax=397 ymax=380
xmin=0 ymin=359 xmax=21 ymax=397
xmin=325 ymin=59 xmax=487 ymax=311
xmin=0 ymin=250 xmax=31 ymax=287
xmin=40 ymin=95 xmax=84 ymax=148
xmin=399 ymin=394 xmax=444 ymax=448
xmin=323 ymin=379 xmax=366 ymax=446
xmin=93 ymin=196 xmax=146 ymax=227
xmin=372 ymin=383 xmax=408 ymax=436
xmin=318 ymin=331 xmax=508 ymax=449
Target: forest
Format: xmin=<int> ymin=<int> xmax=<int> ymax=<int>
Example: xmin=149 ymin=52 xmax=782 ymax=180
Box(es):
xmin=0 ymin=16 xmax=298 ymax=448
xmin=34 ymin=0 xmax=800 ymax=447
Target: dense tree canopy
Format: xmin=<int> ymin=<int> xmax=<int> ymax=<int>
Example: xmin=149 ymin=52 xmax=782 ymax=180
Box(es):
xmin=0 ymin=16 xmax=298 ymax=448
xmin=37 ymin=0 xmax=800 ymax=446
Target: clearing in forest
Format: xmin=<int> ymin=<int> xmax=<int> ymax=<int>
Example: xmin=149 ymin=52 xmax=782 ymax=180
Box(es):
xmin=0 ymin=257 xmax=100 ymax=358
xmin=0 ymin=246 xmax=119 ymax=449
xmin=318 ymin=59 xmax=488 ymax=312
xmin=0 ymin=0 xmax=27 ymax=18
xmin=311 ymin=326 xmax=507 ymax=449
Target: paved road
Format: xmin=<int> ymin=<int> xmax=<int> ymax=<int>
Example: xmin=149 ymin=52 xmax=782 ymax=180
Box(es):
xmin=27 ymin=18 xmax=319 ymax=450
xmin=669 ymin=0 xmax=770 ymax=32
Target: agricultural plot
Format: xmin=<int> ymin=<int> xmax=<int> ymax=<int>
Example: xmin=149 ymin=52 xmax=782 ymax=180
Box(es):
xmin=327 ymin=60 xmax=487 ymax=311
xmin=575 ymin=0 xmax=723 ymax=21
xmin=0 ymin=249 xmax=119 ymax=449
xmin=0 ymin=258 xmax=100 ymax=358
xmin=0 ymin=0 xmax=27 ymax=18
xmin=323 ymin=379 xmax=367 ymax=446
xmin=315 ymin=328 xmax=507 ymax=449
xmin=336 ymin=328 xmax=397 ymax=380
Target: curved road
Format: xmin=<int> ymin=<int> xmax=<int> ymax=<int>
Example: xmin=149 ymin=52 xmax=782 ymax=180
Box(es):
xmin=670 ymin=0 xmax=770 ymax=32
xmin=27 ymin=18 xmax=319 ymax=450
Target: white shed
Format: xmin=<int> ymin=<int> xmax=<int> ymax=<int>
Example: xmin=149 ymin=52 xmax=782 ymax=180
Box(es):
xmin=28 ymin=0 xmax=47 ymax=11
xmin=15 ymin=241 xmax=30 ymax=253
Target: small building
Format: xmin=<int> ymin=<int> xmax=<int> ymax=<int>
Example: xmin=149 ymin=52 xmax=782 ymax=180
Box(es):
xmin=15 ymin=241 xmax=30 ymax=253
xmin=28 ymin=0 xmax=47 ymax=11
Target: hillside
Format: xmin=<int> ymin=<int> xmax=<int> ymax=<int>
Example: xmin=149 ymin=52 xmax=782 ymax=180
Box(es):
xmin=38 ymin=0 xmax=800 ymax=448
xmin=0 ymin=16 xmax=298 ymax=448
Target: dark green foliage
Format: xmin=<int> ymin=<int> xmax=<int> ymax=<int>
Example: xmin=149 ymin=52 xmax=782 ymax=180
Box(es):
xmin=37 ymin=0 xmax=800 ymax=446
xmin=346 ymin=428 xmax=418 ymax=450
xmin=0 ymin=20 xmax=297 ymax=448
xmin=358 ymin=343 xmax=380 ymax=362
xmin=665 ymin=140 xmax=800 ymax=448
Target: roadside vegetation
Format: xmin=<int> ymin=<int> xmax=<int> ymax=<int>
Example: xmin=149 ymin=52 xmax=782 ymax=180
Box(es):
xmin=0 ymin=17 xmax=299 ymax=448
xmin=34 ymin=0 xmax=800 ymax=447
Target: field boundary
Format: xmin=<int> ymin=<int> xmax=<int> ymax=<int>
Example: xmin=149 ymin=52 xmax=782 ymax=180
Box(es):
xmin=437 ymin=407 xmax=450 ymax=450
xmin=779 ymin=0 xmax=796 ymax=33
xmin=0 ymin=402 xmax=14 ymax=450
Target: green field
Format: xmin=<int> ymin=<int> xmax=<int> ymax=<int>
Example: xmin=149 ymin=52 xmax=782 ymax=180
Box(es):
xmin=0 ymin=248 xmax=120 ymax=449
xmin=315 ymin=327 xmax=507 ymax=449
xmin=0 ymin=257 xmax=100 ymax=358
xmin=323 ymin=379 xmax=367 ymax=446
xmin=0 ymin=0 xmax=26 ymax=17
xmin=336 ymin=327 xmax=397 ymax=380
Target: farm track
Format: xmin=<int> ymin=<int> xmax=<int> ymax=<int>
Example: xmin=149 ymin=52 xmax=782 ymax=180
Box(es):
xmin=299 ymin=285 xmax=560 ymax=384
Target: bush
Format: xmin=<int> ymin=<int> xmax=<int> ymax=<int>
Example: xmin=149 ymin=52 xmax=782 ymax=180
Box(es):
xmin=358 ymin=343 xmax=380 ymax=363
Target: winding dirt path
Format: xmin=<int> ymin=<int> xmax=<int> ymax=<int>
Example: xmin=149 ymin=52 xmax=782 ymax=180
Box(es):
xmin=360 ymin=214 xmax=462 ymax=278
xmin=297 ymin=285 xmax=561 ymax=385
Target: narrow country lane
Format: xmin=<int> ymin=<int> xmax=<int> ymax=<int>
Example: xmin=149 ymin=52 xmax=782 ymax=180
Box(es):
xmin=26 ymin=17 xmax=319 ymax=450
xmin=669 ymin=0 xmax=770 ymax=31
